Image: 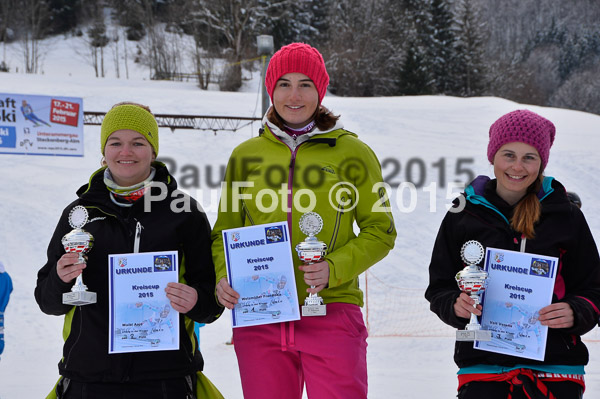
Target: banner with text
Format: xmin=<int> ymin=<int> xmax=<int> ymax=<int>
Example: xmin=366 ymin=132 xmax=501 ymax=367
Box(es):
xmin=0 ymin=93 xmax=84 ymax=156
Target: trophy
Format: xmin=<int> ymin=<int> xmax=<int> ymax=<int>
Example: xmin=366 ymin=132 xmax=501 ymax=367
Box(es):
xmin=61 ymin=205 xmax=97 ymax=306
xmin=455 ymin=240 xmax=491 ymax=341
xmin=295 ymin=212 xmax=327 ymax=316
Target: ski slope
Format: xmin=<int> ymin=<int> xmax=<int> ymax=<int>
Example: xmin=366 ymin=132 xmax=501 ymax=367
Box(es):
xmin=1 ymin=39 xmax=600 ymax=397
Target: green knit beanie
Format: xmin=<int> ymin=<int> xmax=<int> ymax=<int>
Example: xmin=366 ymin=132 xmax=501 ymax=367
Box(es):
xmin=100 ymin=104 xmax=159 ymax=155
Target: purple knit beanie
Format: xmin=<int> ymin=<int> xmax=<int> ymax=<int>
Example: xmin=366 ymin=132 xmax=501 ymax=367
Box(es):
xmin=487 ymin=110 xmax=556 ymax=170
xmin=265 ymin=42 xmax=329 ymax=103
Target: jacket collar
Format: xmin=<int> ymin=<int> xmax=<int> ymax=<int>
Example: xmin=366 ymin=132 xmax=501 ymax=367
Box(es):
xmin=467 ymin=175 xmax=555 ymax=201
xmin=260 ymin=106 xmax=348 ymax=149
xmin=464 ymin=175 xmax=556 ymax=224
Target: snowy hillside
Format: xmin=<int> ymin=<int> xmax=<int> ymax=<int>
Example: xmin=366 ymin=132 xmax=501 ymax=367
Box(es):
xmin=1 ymin=37 xmax=600 ymax=398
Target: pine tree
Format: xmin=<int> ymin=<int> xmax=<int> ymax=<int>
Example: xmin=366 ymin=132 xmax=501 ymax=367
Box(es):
xmin=451 ymin=0 xmax=486 ymax=96
xmin=558 ymin=30 xmax=600 ymax=81
xmin=47 ymin=0 xmax=83 ymax=34
xmin=426 ymin=0 xmax=456 ymax=94
xmin=110 ymin=0 xmax=148 ymax=41
xmin=0 ymin=0 xmax=16 ymax=45
xmin=397 ymin=40 xmax=433 ymax=95
xmin=403 ymin=0 xmax=456 ymax=95
xmin=266 ymin=0 xmax=331 ymax=48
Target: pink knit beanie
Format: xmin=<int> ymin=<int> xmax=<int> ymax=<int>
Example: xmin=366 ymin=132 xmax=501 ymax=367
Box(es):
xmin=487 ymin=110 xmax=556 ymax=170
xmin=265 ymin=42 xmax=329 ymax=103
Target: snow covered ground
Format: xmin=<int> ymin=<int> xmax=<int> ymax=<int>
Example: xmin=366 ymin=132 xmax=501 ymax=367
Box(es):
xmin=1 ymin=35 xmax=600 ymax=398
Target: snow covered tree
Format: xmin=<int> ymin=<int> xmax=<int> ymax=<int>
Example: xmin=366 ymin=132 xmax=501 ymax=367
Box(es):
xmin=265 ymin=0 xmax=331 ymax=48
xmin=110 ymin=0 xmax=147 ymax=40
xmin=397 ymin=39 xmax=432 ymax=95
xmin=15 ymin=0 xmax=51 ymax=73
xmin=424 ymin=0 xmax=456 ymax=94
xmin=47 ymin=0 xmax=83 ymax=34
xmin=325 ymin=0 xmax=407 ymax=96
xmin=397 ymin=0 xmax=459 ymax=95
xmin=182 ymin=0 xmax=291 ymax=91
xmin=87 ymin=18 xmax=110 ymax=77
xmin=558 ymin=30 xmax=600 ymax=81
xmin=550 ymin=65 xmax=600 ymax=115
xmin=451 ymin=0 xmax=486 ymax=96
xmin=325 ymin=0 xmax=377 ymax=96
xmin=139 ymin=0 xmax=184 ymax=80
xmin=0 ymin=0 xmax=17 ymax=70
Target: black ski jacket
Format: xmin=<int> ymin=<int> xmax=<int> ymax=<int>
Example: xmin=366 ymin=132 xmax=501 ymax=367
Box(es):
xmin=425 ymin=176 xmax=600 ymax=369
xmin=35 ymin=163 xmax=223 ymax=382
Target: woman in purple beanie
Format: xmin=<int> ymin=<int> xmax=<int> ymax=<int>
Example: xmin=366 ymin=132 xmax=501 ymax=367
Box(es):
xmin=426 ymin=109 xmax=600 ymax=398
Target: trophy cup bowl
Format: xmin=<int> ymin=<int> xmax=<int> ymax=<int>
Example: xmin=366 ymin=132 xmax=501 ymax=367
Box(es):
xmin=297 ymin=237 xmax=327 ymax=264
xmin=296 ymin=212 xmax=328 ymax=317
xmin=62 ymin=229 xmax=94 ymax=265
xmin=455 ymin=240 xmax=491 ymax=342
xmin=61 ymin=206 xmax=97 ymax=306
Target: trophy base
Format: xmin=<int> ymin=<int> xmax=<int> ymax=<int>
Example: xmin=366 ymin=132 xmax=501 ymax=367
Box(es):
xmin=302 ymin=304 xmax=327 ymax=317
xmin=456 ymin=329 xmax=492 ymax=342
xmin=63 ymin=290 xmax=97 ymax=306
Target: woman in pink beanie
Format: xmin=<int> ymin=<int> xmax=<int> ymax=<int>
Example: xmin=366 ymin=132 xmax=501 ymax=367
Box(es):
xmin=211 ymin=43 xmax=396 ymax=399
xmin=426 ymin=110 xmax=600 ymax=398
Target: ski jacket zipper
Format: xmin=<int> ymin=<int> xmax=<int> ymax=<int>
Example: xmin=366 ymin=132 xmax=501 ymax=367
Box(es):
xmin=269 ymin=132 xmax=301 ymax=234
xmin=134 ymin=221 xmax=142 ymax=253
xmin=329 ymin=199 xmax=344 ymax=253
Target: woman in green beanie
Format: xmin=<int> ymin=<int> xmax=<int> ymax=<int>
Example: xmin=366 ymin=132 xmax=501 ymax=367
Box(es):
xmin=35 ymin=102 xmax=223 ymax=398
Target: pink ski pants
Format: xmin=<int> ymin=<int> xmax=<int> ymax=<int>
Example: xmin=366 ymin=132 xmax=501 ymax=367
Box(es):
xmin=232 ymin=303 xmax=369 ymax=399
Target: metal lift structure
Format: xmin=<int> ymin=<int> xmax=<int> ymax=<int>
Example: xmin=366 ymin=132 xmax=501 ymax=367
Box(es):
xmin=83 ymin=111 xmax=261 ymax=134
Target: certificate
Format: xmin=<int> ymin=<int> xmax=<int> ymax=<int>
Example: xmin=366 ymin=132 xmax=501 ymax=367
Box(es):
xmin=222 ymin=222 xmax=300 ymax=328
xmin=475 ymin=247 xmax=557 ymax=361
xmin=108 ymin=251 xmax=179 ymax=354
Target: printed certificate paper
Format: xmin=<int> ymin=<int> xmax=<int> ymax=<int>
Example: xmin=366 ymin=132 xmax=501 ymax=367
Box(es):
xmin=223 ymin=222 xmax=300 ymax=328
xmin=475 ymin=247 xmax=557 ymax=361
xmin=108 ymin=251 xmax=179 ymax=354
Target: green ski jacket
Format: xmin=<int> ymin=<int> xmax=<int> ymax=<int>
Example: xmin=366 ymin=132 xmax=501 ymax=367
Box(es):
xmin=211 ymin=120 xmax=396 ymax=307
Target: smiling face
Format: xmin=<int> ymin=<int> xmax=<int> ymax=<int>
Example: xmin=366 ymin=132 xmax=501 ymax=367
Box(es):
xmin=272 ymin=72 xmax=319 ymax=129
xmin=493 ymin=142 xmax=542 ymax=205
xmin=104 ymin=129 xmax=155 ymax=186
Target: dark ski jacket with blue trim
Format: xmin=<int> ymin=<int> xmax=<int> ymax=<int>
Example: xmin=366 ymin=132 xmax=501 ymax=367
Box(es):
xmin=35 ymin=162 xmax=223 ymax=383
xmin=425 ymin=175 xmax=600 ymax=368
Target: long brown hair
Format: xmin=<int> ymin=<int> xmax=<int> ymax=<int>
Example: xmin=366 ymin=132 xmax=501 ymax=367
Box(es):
xmin=267 ymin=106 xmax=340 ymax=131
xmin=510 ymin=173 xmax=544 ymax=239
